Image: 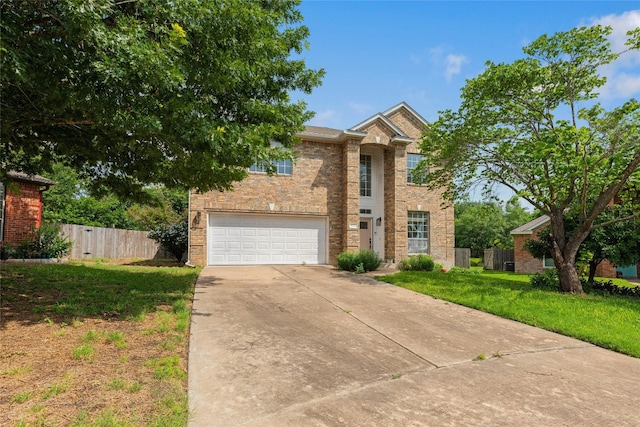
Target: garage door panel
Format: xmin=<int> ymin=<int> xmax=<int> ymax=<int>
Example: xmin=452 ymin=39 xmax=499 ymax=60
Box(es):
xmin=208 ymin=214 xmax=326 ymax=265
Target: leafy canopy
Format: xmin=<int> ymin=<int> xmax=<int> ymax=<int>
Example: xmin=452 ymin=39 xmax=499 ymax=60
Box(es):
xmin=420 ymin=25 xmax=640 ymax=293
xmin=455 ymin=198 xmax=534 ymax=257
xmin=1 ymin=0 xmax=323 ymax=197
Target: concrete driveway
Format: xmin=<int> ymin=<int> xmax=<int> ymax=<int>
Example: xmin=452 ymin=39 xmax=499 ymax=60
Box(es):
xmin=188 ymin=265 xmax=640 ymax=426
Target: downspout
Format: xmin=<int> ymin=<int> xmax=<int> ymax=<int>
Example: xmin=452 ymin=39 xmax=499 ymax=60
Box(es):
xmin=184 ymin=189 xmax=196 ymax=268
xmin=38 ymin=185 xmax=50 ymax=228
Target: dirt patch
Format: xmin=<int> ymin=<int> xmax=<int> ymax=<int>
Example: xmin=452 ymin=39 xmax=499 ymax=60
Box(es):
xmin=0 ymin=262 xmax=194 ymax=426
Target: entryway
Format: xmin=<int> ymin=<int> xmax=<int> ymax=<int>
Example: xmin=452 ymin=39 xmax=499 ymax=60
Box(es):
xmin=359 ymin=217 xmax=372 ymax=250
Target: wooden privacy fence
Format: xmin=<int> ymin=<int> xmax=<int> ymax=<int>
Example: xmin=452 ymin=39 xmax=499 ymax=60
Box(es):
xmin=484 ymin=248 xmax=515 ymax=271
xmin=58 ymin=224 xmax=168 ymax=259
xmin=454 ymin=248 xmax=471 ymax=269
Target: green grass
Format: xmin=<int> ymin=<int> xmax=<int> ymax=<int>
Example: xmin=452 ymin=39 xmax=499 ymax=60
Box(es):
xmin=145 ymin=355 xmax=186 ymax=380
xmin=379 ymin=270 xmax=640 ymax=358
xmin=0 ymin=262 xmax=197 ymax=322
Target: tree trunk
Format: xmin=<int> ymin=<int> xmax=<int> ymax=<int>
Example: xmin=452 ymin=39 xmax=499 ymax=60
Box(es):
xmin=557 ymin=261 xmax=584 ymax=293
xmin=588 ymin=260 xmax=601 ymax=284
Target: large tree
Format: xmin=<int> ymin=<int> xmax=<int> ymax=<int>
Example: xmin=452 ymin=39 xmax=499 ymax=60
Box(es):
xmin=420 ymin=26 xmax=640 ymax=293
xmin=1 ymin=0 xmax=323 ymax=197
xmin=455 ymin=198 xmax=533 ymax=257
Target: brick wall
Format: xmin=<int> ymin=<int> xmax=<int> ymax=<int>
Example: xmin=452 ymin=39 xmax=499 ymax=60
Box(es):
xmin=513 ymin=234 xmax=545 ymax=274
xmin=595 ymin=260 xmax=617 ymax=278
xmin=189 ymin=141 xmax=346 ymax=266
xmin=3 ymin=181 xmax=43 ymax=244
xmin=188 ymin=105 xmax=455 ymax=268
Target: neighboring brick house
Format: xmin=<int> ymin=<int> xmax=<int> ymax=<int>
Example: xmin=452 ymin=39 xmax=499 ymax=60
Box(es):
xmin=1 ymin=171 xmax=56 ymax=244
xmin=188 ymin=102 xmax=455 ymax=267
xmin=511 ymin=215 xmax=637 ymax=279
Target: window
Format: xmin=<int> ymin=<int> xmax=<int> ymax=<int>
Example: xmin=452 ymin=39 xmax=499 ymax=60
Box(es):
xmin=408 ymin=211 xmax=429 ymax=254
xmin=360 ymin=154 xmax=372 ymax=197
xmin=249 ymin=159 xmax=292 ymax=175
xmin=273 ymin=159 xmax=292 ymax=175
xmin=543 ymin=256 xmax=555 ymax=268
xmin=407 ymin=153 xmax=426 ymax=184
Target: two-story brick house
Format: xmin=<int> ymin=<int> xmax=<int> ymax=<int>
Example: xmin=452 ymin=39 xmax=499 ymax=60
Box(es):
xmin=188 ymin=102 xmax=455 ymax=267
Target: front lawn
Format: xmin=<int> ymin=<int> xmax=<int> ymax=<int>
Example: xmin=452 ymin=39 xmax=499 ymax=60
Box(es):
xmin=378 ymin=270 xmax=640 ymax=358
xmin=0 ymin=260 xmax=201 ymax=427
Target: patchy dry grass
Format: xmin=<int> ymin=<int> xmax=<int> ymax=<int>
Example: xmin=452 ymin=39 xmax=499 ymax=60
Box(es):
xmin=1 ymin=259 xmax=201 ymax=426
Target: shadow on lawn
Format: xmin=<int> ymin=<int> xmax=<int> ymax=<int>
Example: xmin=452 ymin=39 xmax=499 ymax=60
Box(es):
xmin=0 ymin=262 xmax=199 ymax=328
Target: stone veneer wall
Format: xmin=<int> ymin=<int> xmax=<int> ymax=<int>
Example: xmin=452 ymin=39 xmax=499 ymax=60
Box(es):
xmin=3 ymin=181 xmax=43 ymax=244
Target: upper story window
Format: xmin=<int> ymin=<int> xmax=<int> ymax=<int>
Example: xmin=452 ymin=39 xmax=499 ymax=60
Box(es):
xmin=249 ymin=142 xmax=292 ymax=175
xmin=407 ymin=153 xmax=427 ymax=184
xmin=249 ymin=159 xmax=292 ymax=175
xmin=360 ymin=154 xmax=372 ymax=197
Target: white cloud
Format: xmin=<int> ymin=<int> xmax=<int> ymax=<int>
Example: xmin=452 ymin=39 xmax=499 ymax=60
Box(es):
xmin=307 ymin=109 xmax=338 ymax=127
xmin=587 ymin=10 xmax=640 ymax=99
xmin=348 ymin=101 xmax=374 ymax=116
xmin=413 ymin=45 xmax=468 ymax=82
xmin=444 ymin=54 xmax=469 ymax=82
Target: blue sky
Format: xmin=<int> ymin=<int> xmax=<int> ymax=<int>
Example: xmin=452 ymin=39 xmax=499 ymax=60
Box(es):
xmin=294 ymin=1 xmax=640 ymax=130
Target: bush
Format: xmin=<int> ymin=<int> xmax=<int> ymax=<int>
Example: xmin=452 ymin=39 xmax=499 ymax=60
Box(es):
xmin=583 ymin=279 xmax=640 ymax=298
xmin=448 ymin=266 xmax=480 ymax=275
xmin=397 ymin=254 xmax=435 ymax=272
xmin=148 ymin=221 xmax=188 ymax=262
xmin=529 ymin=269 xmax=561 ymax=291
xmin=7 ymin=224 xmax=72 ymax=259
xmin=336 ymin=249 xmax=382 ymax=273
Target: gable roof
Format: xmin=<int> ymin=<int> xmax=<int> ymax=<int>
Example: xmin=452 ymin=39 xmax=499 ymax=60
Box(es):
xmin=382 ymin=102 xmax=429 ymax=127
xmin=6 ymin=171 xmax=56 ymax=186
xmin=299 ymin=126 xmax=366 ymax=142
xmin=348 ymin=101 xmax=427 ymax=138
xmin=510 ymin=215 xmax=550 ymax=235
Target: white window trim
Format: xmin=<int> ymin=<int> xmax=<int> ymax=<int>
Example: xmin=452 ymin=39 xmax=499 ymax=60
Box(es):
xmin=407 ymin=211 xmax=430 ymax=254
xmin=407 ymin=153 xmax=427 ymax=185
xmin=360 ymin=154 xmax=372 ymax=197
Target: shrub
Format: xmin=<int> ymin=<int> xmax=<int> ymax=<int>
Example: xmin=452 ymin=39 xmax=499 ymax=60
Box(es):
xmin=583 ymin=279 xmax=640 ymax=298
xmin=7 ymin=224 xmax=72 ymax=259
xmin=148 ymin=221 xmax=188 ymax=262
xmin=336 ymin=249 xmax=382 ymax=273
xmin=529 ymin=269 xmax=561 ymax=291
xmin=448 ymin=266 xmax=480 ymax=275
xmin=397 ymin=254 xmax=435 ymax=272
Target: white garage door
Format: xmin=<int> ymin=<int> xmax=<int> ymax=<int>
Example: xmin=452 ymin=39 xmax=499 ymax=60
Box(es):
xmin=207 ymin=213 xmax=327 ymax=265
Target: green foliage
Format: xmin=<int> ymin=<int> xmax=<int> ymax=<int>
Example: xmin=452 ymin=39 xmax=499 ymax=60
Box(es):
xmin=42 ymin=163 xmax=188 ymax=230
xmin=8 ymin=224 xmax=73 ymax=259
xmin=336 ymin=249 xmax=382 ymax=273
xmin=397 ymin=254 xmax=435 ymax=272
xmin=420 ymin=25 xmax=640 ymax=293
xmin=42 ymin=164 xmax=138 ymax=229
xmin=1 ymin=0 xmax=324 ymax=198
xmin=584 ymin=280 xmax=640 ymax=298
xmin=148 ymin=221 xmax=188 ymax=262
xmin=529 ymin=270 xmax=561 ymax=291
xmin=126 ymin=187 xmax=188 ymax=230
xmin=455 ymin=198 xmax=533 ymax=256
xmin=448 ymin=266 xmax=480 ymax=275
